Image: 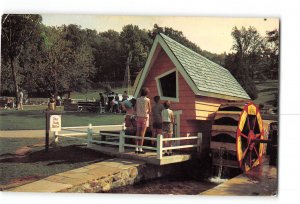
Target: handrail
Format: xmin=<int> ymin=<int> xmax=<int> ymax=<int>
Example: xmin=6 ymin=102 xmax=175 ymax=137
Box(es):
xmin=123 ymin=135 xmax=157 ymax=141
xmin=124 ymin=144 xmax=157 ymax=151
xmin=62 ymin=124 xmax=124 ymax=129
xmin=162 ymin=136 xmax=199 ymax=141
xmin=54 ymin=123 xmax=203 ymax=160
xmin=162 ymin=144 xmax=198 ymax=150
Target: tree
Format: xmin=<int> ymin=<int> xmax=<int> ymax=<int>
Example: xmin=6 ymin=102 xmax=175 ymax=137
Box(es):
xmin=41 ymin=24 xmax=95 ymax=96
xmin=226 ymin=26 xmax=265 ymax=99
xmin=151 ymin=24 xmax=202 ymax=54
xmin=264 ymin=29 xmax=279 ymax=79
xmin=1 ymin=14 xmax=42 ymax=103
xmin=120 ymin=25 xmax=152 ymax=82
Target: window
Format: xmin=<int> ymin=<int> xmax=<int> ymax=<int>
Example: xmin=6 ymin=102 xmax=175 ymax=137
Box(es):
xmin=159 ymin=71 xmax=176 ymax=98
xmin=156 ymin=69 xmax=179 ymax=102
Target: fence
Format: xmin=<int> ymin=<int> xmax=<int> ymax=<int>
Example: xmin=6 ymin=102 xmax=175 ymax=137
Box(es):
xmin=55 ymin=124 xmax=202 ymax=159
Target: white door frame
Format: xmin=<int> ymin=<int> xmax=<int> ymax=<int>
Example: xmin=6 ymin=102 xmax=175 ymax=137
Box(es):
xmin=173 ymin=110 xmax=182 ymax=146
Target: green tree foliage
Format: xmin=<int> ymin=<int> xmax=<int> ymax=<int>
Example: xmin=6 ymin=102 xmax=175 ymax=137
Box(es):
xmin=264 ymin=29 xmax=279 ymax=79
xmin=41 ymin=24 xmax=95 ymax=96
xmin=91 ymin=30 xmax=122 ymax=83
xmin=1 ymin=14 xmax=42 ymax=101
xmin=120 ymin=25 xmax=153 ymax=81
xmin=151 ymin=24 xmax=202 ymax=54
xmin=1 ymin=17 xmax=278 ymax=99
xmin=225 ymin=26 xmax=265 ymax=99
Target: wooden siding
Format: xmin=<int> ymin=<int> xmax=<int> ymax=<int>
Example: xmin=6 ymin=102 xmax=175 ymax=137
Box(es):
xmin=194 ymin=96 xmax=225 ymax=121
xmin=141 ymin=49 xmax=198 ymax=137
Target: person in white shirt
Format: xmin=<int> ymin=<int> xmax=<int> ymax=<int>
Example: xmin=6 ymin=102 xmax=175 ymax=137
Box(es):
xmin=161 ymin=101 xmax=174 ymax=156
xmin=18 ymin=90 xmax=24 ymax=110
xmin=134 ymin=87 xmax=151 ymax=154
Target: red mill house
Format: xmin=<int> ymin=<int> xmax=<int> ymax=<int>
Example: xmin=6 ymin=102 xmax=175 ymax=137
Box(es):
xmin=133 ymin=33 xmax=250 ymax=152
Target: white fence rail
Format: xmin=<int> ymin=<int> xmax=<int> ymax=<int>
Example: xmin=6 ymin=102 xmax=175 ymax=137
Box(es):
xmin=55 ymin=124 xmax=202 ymax=159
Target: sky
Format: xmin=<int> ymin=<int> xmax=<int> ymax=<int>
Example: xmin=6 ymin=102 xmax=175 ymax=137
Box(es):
xmin=42 ymin=15 xmax=279 ymax=54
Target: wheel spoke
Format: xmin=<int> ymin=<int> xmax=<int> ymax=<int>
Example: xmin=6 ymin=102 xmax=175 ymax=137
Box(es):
xmin=255 ymin=134 xmax=261 ymax=139
xmin=253 ymin=146 xmax=259 ymax=158
xmin=241 ymin=133 xmax=248 ymax=139
xmin=242 ymin=146 xmax=249 ymax=160
xmin=247 ymin=117 xmax=250 ymax=131
xmin=252 ymin=115 xmax=257 ymax=131
xmin=249 ymin=150 xmax=252 ymax=166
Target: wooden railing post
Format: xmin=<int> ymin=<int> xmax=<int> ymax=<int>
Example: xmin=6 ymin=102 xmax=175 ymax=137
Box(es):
xmin=119 ymin=131 xmax=125 ymax=153
xmin=54 ymin=131 xmax=59 ymax=145
xmin=197 ymin=132 xmax=202 ymax=152
xmin=87 ymin=123 xmax=93 ymax=147
xmin=157 ymin=134 xmax=163 ymax=159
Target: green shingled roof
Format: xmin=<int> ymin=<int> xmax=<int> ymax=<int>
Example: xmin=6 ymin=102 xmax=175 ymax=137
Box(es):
xmin=159 ymin=33 xmax=250 ymax=100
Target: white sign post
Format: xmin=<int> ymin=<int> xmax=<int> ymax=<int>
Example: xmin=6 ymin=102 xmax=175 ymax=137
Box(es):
xmin=50 ymin=115 xmax=61 ymax=132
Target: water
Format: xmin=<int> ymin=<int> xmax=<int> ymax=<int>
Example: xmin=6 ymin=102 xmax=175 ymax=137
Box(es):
xmin=108 ymin=178 xmax=217 ymax=195
xmin=208 ymin=147 xmax=229 ymax=184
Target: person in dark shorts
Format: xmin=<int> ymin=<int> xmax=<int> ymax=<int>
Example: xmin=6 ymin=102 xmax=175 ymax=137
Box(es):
xmin=151 ymin=96 xmax=164 ymax=145
xmin=161 ymin=101 xmax=174 ymax=156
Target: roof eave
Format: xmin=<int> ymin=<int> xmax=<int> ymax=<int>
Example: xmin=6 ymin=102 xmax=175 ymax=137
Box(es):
xmin=196 ymin=89 xmax=251 ymax=101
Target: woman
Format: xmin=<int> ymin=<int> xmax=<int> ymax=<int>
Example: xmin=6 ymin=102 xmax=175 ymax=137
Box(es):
xmin=134 ymin=87 xmax=151 ymax=154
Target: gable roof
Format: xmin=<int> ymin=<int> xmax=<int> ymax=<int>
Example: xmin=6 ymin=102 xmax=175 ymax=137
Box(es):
xmin=134 ymin=33 xmax=250 ymax=100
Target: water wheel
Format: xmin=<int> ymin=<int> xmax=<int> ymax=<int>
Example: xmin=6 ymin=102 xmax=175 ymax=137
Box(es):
xmin=211 ymin=102 xmax=265 ymax=172
xmin=236 ymin=102 xmax=264 ymax=171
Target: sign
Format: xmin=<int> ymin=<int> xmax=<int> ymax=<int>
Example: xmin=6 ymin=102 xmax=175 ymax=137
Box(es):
xmin=50 ymin=115 xmax=61 ymax=131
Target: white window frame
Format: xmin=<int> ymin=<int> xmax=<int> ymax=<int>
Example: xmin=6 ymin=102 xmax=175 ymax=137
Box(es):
xmin=155 ymin=68 xmax=179 ymax=102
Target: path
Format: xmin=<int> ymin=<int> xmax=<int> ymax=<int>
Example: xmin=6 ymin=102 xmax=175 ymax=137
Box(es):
xmin=0 ymin=130 xmax=44 ymax=138
xmin=201 ymin=159 xmax=277 ymax=196
xmin=8 ymin=158 xmax=144 ymax=193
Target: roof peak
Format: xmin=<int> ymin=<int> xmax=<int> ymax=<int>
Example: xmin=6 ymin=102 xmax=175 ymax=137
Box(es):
xmin=158 ymin=33 xmax=228 ymax=72
xmin=156 ymin=32 xmax=250 ymax=100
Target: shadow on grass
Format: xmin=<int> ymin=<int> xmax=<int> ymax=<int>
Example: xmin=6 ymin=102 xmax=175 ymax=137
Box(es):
xmin=0 ymin=145 xmax=111 ymax=165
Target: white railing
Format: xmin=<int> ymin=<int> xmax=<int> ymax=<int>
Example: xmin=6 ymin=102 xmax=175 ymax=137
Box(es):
xmin=55 ymin=124 xmax=202 ymax=159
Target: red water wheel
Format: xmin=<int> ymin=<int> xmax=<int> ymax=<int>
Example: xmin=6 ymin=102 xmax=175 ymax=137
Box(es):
xmin=236 ymin=102 xmax=264 ymax=172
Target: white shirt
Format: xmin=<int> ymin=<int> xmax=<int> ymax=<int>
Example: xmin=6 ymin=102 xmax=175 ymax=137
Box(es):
xmin=162 ymin=109 xmax=173 ymax=122
xmin=136 ymin=96 xmax=150 ymax=117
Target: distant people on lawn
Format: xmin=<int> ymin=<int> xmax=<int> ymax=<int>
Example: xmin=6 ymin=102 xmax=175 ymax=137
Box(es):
xmin=134 ymin=87 xmax=151 ymax=154
xmin=151 ymin=96 xmax=164 ymax=146
xmin=56 ymin=95 xmax=61 ymax=106
xmin=122 ymin=91 xmax=129 ymax=102
xmin=49 ymin=94 xmax=56 ymax=110
xmin=107 ymin=92 xmax=115 ymax=112
xmin=161 ymin=100 xmax=174 ymax=156
xmin=17 ymin=90 xmax=24 ymax=110
xmin=99 ymin=92 xmax=105 ymax=107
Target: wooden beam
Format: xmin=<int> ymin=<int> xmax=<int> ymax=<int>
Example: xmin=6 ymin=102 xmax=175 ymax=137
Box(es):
xmin=212 ymin=158 xmax=239 ymax=168
xmin=210 ymin=141 xmax=237 ymax=152
xmin=211 ymin=130 xmax=236 ymax=138
xmin=212 ymin=125 xmax=237 ymax=132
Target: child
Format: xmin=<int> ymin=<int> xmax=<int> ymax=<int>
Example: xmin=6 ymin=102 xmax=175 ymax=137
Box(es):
xmin=151 ymin=96 xmax=164 ymax=146
xmin=161 ymin=101 xmax=174 ymax=156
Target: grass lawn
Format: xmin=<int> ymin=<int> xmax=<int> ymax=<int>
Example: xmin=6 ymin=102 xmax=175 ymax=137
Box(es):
xmin=71 ymin=88 xmax=127 ymax=100
xmin=0 ymin=105 xmax=124 ymax=130
xmin=254 ymin=80 xmax=279 ymax=105
xmin=0 ymin=136 xmax=112 ymax=188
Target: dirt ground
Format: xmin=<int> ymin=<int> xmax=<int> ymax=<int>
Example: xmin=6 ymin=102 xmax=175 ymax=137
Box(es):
xmin=0 ymin=131 xmax=112 ymax=190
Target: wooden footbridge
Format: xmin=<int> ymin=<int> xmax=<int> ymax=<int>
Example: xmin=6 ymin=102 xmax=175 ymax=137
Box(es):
xmin=53 ymin=124 xmax=203 ymax=165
